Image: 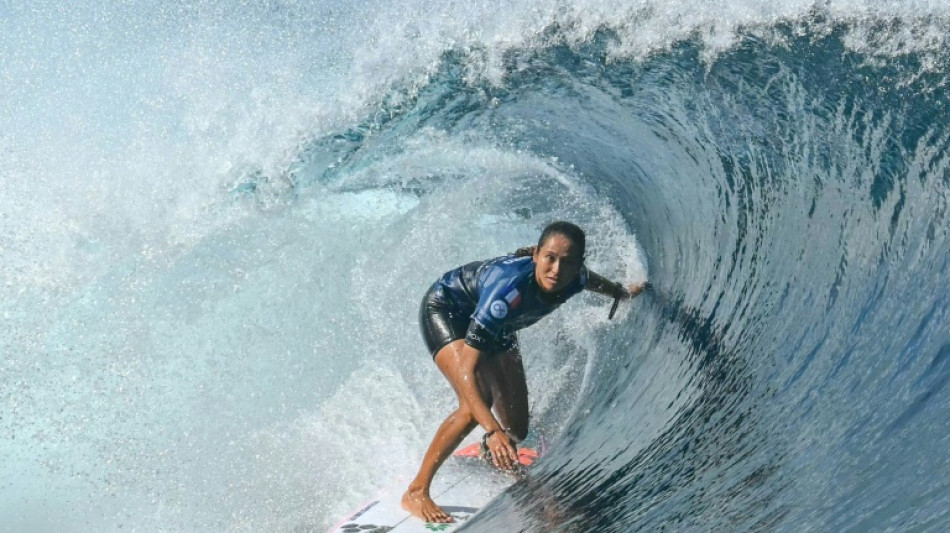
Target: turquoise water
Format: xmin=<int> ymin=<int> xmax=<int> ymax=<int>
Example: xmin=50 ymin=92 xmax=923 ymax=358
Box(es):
xmin=2 ymin=2 xmax=948 ymax=531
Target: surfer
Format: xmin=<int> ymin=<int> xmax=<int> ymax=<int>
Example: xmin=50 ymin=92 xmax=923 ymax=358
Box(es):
xmin=402 ymin=221 xmax=647 ymax=523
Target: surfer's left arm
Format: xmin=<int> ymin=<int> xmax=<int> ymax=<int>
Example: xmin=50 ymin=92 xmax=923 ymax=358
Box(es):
xmin=516 ymin=244 xmax=648 ymax=299
xmin=586 ymin=270 xmax=648 ymax=300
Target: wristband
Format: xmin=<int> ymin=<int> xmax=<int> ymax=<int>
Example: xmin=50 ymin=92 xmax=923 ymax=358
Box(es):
xmin=484 ymin=428 xmax=512 ymax=447
xmin=613 ymin=281 xmax=626 ymax=298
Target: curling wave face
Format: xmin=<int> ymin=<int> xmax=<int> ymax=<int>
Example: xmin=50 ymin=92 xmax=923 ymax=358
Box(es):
xmin=467 ymin=24 xmax=950 ymax=533
xmin=2 ymin=2 xmax=949 ymax=532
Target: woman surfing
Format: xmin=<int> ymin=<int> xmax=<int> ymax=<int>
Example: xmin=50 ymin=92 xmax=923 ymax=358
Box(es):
xmin=402 ymin=221 xmax=647 ymax=523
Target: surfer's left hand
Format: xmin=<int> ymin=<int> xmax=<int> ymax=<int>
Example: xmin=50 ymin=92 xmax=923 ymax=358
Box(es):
xmin=621 ymin=281 xmax=649 ymax=299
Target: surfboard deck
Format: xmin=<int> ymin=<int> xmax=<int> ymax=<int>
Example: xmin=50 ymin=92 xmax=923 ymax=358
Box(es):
xmin=327 ymin=444 xmax=539 ymax=533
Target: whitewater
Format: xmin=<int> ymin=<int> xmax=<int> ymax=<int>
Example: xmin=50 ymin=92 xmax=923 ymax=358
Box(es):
xmin=2 ymin=1 xmax=948 ymax=531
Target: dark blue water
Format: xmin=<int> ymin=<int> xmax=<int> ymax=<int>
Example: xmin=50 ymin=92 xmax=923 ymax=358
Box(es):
xmin=3 ymin=3 xmax=949 ymax=532
xmin=461 ymin=30 xmax=950 ymax=533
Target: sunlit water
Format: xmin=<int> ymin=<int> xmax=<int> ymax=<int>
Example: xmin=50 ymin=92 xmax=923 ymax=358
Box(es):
xmin=2 ymin=2 xmax=948 ymax=531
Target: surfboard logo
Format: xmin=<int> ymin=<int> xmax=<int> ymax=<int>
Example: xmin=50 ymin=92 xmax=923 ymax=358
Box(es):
xmin=490 ymin=300 xmax=508 ymax=319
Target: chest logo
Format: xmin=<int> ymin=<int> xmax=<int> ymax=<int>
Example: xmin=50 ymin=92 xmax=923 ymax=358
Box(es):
xmin=490 ymin=300 xmax=508 ymax=319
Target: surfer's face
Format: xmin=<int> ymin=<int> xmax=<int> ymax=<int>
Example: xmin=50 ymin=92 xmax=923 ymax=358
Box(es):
xmin=533 ymin=233 xmax=582 ymax=293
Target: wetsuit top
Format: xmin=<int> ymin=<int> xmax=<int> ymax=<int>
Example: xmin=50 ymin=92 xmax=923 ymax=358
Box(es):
xmin=431 ymin=254 xmax=589 ymax=352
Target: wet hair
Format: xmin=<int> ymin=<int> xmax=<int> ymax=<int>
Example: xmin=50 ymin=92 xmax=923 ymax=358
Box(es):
xmin=537 ymin=221 xmax=586 ymax=260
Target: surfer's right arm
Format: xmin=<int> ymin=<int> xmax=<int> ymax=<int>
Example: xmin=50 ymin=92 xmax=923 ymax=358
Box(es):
xmin=455 ymin=343 xmax=519 ymax=470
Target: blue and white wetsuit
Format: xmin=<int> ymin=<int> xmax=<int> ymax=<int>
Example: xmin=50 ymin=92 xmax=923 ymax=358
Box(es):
xmin=419 ymin=254 xmax=588 ymax=357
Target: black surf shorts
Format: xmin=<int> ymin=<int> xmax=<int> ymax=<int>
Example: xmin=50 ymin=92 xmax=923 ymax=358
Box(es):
xmin=419 ymin=284 xmax=517 ymax=359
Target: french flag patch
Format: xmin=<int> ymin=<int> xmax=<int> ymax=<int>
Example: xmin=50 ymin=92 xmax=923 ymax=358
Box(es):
xmin=505 ymin=288 xmax=522 ymax=309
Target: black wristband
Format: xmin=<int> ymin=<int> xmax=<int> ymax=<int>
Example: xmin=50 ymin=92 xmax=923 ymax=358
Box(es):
xmin=485 ymin=428 xmax=511 ymax=445
xmin=613 ymin=281 xmax=626 ymax=298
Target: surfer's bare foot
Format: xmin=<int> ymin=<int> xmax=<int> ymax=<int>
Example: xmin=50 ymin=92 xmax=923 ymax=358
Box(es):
xmin=402 ymin=487 xmax=453 ymax=523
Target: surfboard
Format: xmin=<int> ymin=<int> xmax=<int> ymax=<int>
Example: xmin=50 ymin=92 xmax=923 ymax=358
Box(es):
xmin=326 ymin=443 xmax=540 ymax=533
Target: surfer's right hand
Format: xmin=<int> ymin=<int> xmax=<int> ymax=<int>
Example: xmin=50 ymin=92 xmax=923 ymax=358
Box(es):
xmin=487 ymin=431 xmax=518 ymax=470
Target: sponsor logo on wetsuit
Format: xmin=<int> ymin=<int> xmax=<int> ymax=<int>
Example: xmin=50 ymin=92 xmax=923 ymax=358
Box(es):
xmin=490 ymin=300 xmax=508 ymax=319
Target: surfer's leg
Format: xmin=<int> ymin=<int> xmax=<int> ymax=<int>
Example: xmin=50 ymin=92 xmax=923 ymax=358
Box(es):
xmin=483 ymin=347 xmax=529 ymax=442
xmin=402 ymin=340 xmax=492 ymax=523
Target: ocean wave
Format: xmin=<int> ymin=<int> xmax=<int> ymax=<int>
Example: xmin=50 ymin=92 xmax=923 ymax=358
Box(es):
xmin=3 ymin=3 xmax=949 ymax=531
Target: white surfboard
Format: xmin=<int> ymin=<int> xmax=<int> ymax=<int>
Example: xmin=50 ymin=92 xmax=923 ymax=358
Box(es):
xmin=327 ymin=444 xmax=539 ymax=533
